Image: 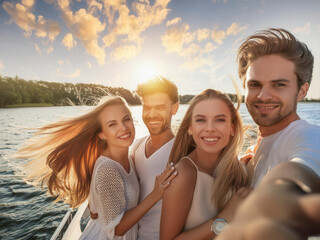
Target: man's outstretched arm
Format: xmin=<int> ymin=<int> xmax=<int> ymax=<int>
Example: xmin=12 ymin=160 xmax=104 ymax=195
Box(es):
xmin=217 ymin=161 xmax=320 ymax=240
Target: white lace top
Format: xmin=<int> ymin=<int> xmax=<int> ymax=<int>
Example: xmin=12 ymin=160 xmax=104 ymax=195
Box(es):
xmin=80 ymin=155 xmax=140 ymax=240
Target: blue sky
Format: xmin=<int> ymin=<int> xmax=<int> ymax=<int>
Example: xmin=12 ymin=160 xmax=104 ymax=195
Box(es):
xmin=0 ymin=0 xmax=319 ymax=98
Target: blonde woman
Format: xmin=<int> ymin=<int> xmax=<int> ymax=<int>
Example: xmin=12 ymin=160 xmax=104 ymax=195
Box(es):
xmin=16 ymin=96 xmax=176 ymax=240
xmin=160 ymin=89 xmax=251 ymax=240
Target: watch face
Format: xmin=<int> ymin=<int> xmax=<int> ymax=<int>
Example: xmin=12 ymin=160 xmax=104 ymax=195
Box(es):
xmin=216 ymin=221 xmax=226 ymax=232
xmin=212 ymin=218 xmax=227 ymax=234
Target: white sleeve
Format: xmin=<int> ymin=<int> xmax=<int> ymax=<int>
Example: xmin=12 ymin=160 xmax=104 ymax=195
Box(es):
xmin=95 ymin=163 xmax=126 ymax=239
xmin=290 ymin=126 xmax=320 ymax=177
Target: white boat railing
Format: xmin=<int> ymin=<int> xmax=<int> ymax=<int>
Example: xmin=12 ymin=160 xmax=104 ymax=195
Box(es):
xmin=51 ymin=200 xmax=89 ymax=240
xmin=50 ymin=208 xmax=73 ymax=240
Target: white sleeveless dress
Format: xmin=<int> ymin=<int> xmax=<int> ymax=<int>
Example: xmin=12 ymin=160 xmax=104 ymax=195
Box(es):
xmin=183 ymin=156 xmax=218 ymax=230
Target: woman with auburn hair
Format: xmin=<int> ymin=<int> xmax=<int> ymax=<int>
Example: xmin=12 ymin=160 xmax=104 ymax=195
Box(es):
xmin=160 ymin=89 xmax=251 ymax=240
xmin=16 ymin=96 xmax=176 ymax=240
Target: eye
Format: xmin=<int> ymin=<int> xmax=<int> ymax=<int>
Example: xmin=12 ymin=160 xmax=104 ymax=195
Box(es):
xmin=124 ymin=116 xmax=132 ymax=121
xmin=274 ymin=82 xmax=286 ymax=87
xmin=156 ymin=106 xmax=166 ymax=111
xmin=108 ymin=123 xmax=116 ymax=127
xmin=195 ymin=118 xmax=205 ymax=122
xmin=248 ymin=82 xmax=260 ymax=88
xmin=216 ymin=118 xmax=226 ymax=122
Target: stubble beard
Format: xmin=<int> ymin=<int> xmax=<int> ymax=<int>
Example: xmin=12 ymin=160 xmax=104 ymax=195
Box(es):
xmin=247 ymin=101 xmax=297 ymax=127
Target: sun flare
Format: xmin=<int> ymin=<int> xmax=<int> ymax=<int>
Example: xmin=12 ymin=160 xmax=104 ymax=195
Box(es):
xmin=135 ymin=62 xmax=158 ymax=85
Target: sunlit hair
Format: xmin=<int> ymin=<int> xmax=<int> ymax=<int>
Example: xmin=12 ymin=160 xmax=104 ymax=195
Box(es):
xmin=136 ymin=76 xmax=179 ymax=103
xmin=15 ymin=96 xmax=130 ymax=208
xmin=237 ymin=28 xmax=314 ymax=89
xmin=168 ymin=89 xmax=247 ymax=211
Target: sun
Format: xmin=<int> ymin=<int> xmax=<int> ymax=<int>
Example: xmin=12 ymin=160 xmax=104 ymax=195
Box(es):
xmin=135 ymin=62 xmax=158 ymax=85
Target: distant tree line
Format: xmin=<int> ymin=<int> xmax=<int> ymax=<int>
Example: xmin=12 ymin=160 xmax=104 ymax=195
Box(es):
xmin=0 ymin=75 xmax=142 ymax=108
xmin=5 ymin=75 xmax=312 ymax=108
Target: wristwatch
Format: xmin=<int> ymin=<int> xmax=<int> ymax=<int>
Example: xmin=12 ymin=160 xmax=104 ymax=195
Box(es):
xmin=211 ymin=218 xmax=227 ymax=235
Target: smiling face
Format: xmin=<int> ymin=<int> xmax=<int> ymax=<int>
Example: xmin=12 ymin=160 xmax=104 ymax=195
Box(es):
xmin=98 ymin=103 xmax=135 ymax=150
xmin=245 ymin=54 xmax=308 ymax=130
xmin=188 ymin=98 xmax=234 ymax=156
xmin=142 ymin=93 xmax=178 ymax=136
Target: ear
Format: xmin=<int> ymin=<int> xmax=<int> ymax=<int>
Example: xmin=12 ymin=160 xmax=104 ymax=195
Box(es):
xmin=98 ymin=132 xmax=105 ymax=140
xmin=297 ymin=82 xmax=309 ymax=101
xmin=230 ymin=123 xmax=235 ymax=137
xmin=171 ymin=102 xmax=179 ymax=115
xmin=188 ymin=126 xmax=193 ymax=135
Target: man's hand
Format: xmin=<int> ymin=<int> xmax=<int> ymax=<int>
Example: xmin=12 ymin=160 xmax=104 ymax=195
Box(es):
xmin=217 ymin=162 xmax=320 ymax=240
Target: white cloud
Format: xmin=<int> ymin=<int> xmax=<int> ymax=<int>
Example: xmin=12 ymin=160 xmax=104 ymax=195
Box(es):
xmin=203 ymin=42 xmax=217 ymax=53
xmin=211 ymin=27 xmax=226 ymax=45
xmin=87 ymin=61 xmax=92 ymax=69
xmin=57 ymin=68 xmax=81 ymax=78
xmin=21 ymin=0 xmax=34 ymax=8
xmin=62 ymin=33 xmax=77 ymax=50
xmin=35 ymin=43 xmax=41 ymax=55
xmin=292 ymin=22 xmax=311 ymax=35
xmin=46 ymin=46 xmax=54 ymax=54
xmin=101 ymin=0 xmax=171 ymax=61
xmin=166 ymin=17 xmax=181 ymax=26
xmin=58 ymin=60 xmax=64 ymax=66
xmin=162 ymin=23 xmax=190 ymax=53
xmin=0 ymin=61 xmax=4 ymax=70
xmin=87 ymin=0 xmax=103 ymax=14
xmin=226 ymin=22 xmax=248 ymax=36
xmin=179 ymin=56 xmax=212 ymax=73
xmin=162 ymin=20 xmax=220 ymax=72
xmin=61 ymin=7 xmax=106 ymax=64
xmin=211 ymin=22 xmax=247 ymax=45
xmin=197 ymin=28 xmax=210 ymax=42
xmin=2 ymin=1 xmax=60 ymax=41
xmin=110 ymin=44 xmax=141 ymax=61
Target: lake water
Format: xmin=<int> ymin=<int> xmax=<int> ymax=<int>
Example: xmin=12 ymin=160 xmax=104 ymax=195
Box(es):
xmin=0 ymin=103 xmax=319 ymax=239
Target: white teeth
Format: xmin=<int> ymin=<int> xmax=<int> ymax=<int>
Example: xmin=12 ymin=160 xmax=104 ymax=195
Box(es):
xmin=149 ymin=121 xmax=161 ymax=125
xmin=256 ymin=105 xmax=277 ymax=109
xmin=203 ymin=137 xmax=218 ymax=142
xmin=260 ymin=106 xmax=274 ymax=109
xmin=119 ymin=133 xmax=130 ymax=139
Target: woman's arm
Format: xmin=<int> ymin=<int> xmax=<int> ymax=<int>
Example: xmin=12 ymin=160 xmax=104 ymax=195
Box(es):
xmin=160 ymin=159 xmax=252 ymax=240
xmin=115 ymin=163 xmax=177 ymax=236
xmin=160 ymin=158 xmax=206 ymax=240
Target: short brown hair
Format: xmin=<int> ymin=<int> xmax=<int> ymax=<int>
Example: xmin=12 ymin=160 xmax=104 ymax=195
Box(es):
xmin=237 ymin=28 xmax=314 ymax=89
xmin=136 ymin=76 xmax=179 ymax=103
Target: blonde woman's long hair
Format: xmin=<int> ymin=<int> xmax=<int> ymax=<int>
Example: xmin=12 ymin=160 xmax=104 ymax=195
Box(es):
xmin=168 ymin=89 xmax=248 ymax=211
xmin=16 ymin=96 xmax=129 ymax=208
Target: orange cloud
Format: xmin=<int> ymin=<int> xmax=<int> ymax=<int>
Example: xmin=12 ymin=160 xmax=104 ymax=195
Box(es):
xmin=226 ymin=22 xmax=248 ymax=36
xmin=110 ymin=44 xmax=141 ymax=61
xmin=167 ymin=17 xmax=181 ymax=26
xmin=197 ymin=28 xmax=210 ymax=42
xmin=62 ymin=33 xmax=77 ymax=50
xmin=162 ymin=23 xmax=190 ymax=53
xmin=211 ymin=27 xmax=226 ymax=45
xmin=102 ymin=0 xmax=171 ymax=61
xmin=3 ymin=1 xmax=60 ymax=41
xmin=59 ymin=5 xmax=106 ymax=64
xmin=211 ymin=22 xmax=247 ymax=45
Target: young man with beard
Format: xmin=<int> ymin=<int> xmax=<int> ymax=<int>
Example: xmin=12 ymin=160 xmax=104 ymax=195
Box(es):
xmin=132 ymin=77 xmax=179 ymax=240
xmin=217 ymin=28 xmax=320 ymax=239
